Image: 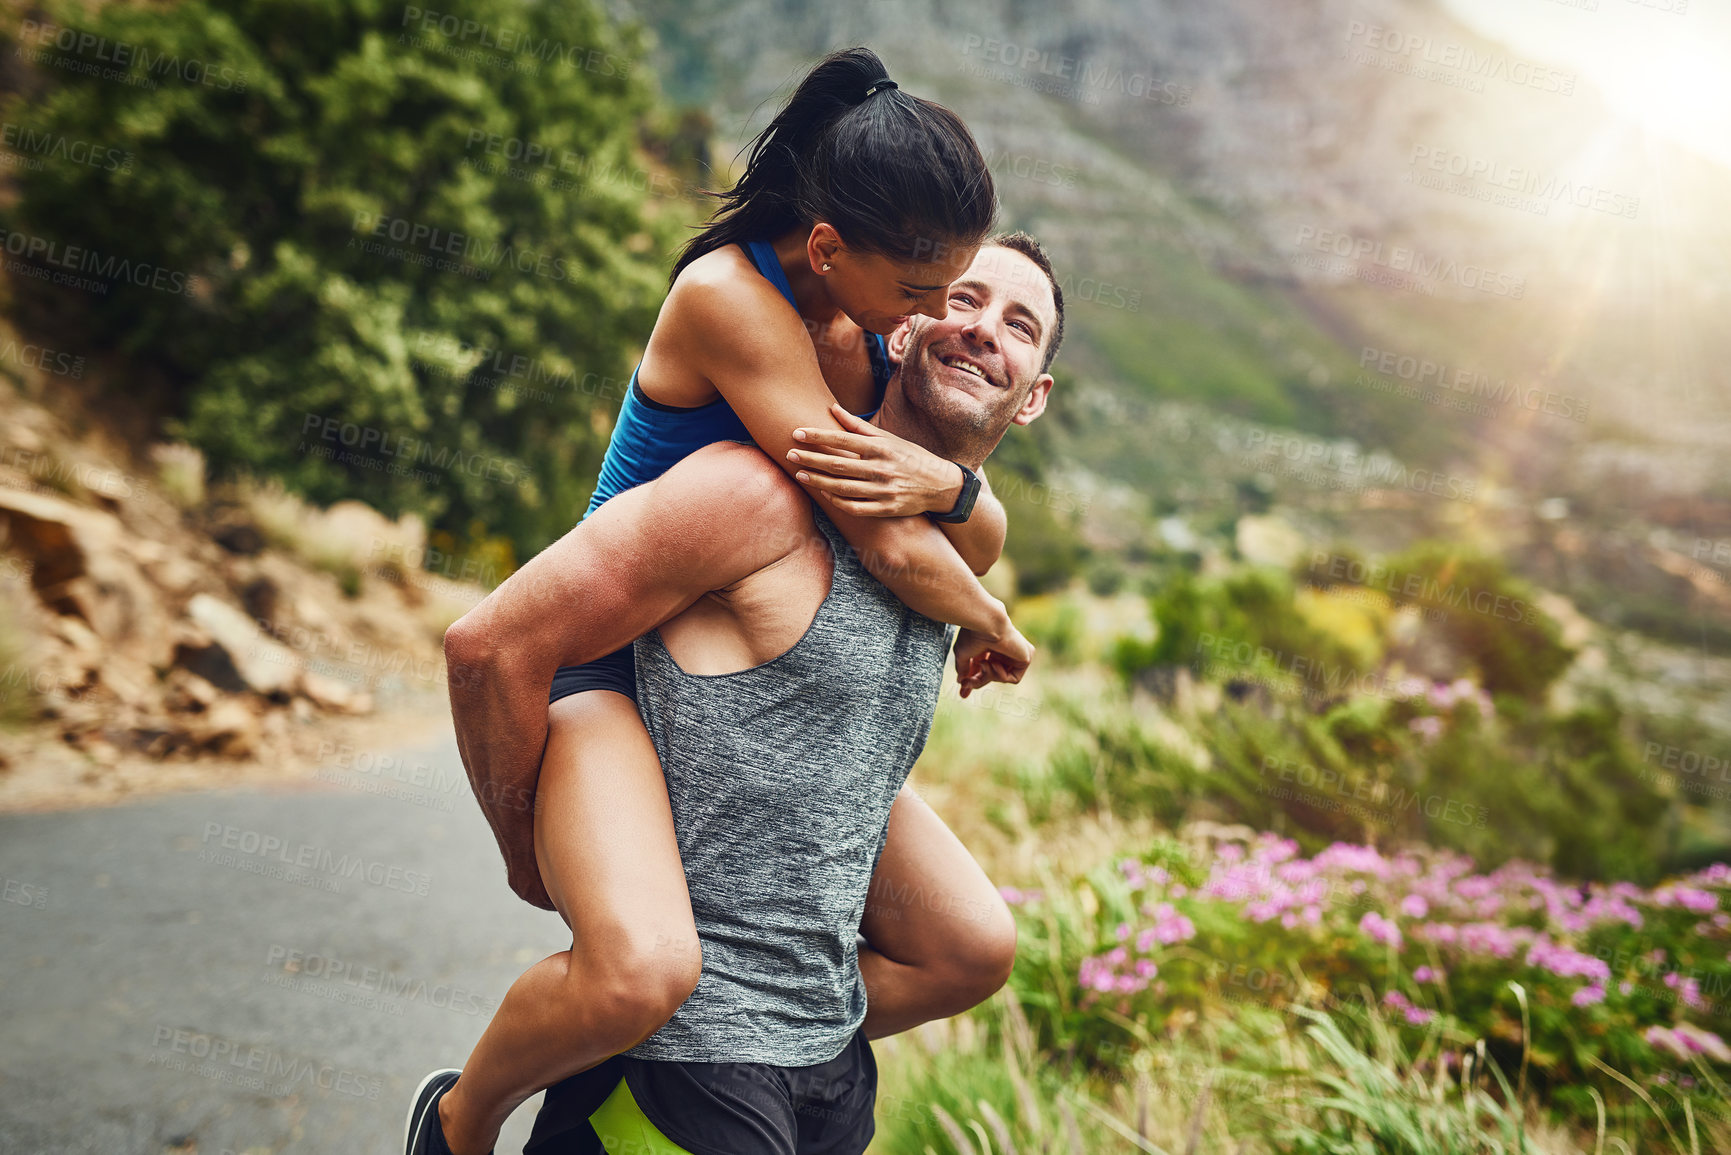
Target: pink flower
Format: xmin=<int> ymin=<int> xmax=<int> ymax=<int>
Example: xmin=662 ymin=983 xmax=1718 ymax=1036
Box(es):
xmin=1409 ymin=716 xmax=1444 ymax=742
xmin=1525 ymin=937 xmax=1610 ymax=983
xmin=1675 ymin=1024 xmax=1731 ymax=1063
xmin=1400 ymin=894 xmax=1429 ymax=919
xmin=1647 ymin=1026 xmax=1684 ymax=1061
xmin=1413 ymin=966 xmax=1436 ymax=984
xmin=1664 ymin=972 xmax=1705 ymax=1009
xmin=1648 ymin=1025 xmax=1731 ymax=1064
xmin=1652 ymin=885 xmax=1719 ymax=913
xmin=1572 ymin=985 xmax=1606 ymax=1007
xmin=1360 ymin=912 xmax=1404 ymax=950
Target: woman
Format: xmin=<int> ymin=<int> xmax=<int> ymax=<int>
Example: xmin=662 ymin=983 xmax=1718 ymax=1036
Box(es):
xmin=414 ymin=48 xmax=1031 ymax=1155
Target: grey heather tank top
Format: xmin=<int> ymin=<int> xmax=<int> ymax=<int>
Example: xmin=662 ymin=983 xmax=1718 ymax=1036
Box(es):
xmin=624 ymin=503 xmax=953 ymax=1064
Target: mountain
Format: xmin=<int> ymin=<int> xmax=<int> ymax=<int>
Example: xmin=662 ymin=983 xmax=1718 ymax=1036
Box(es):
xmin=609 ymin=0 xmax=1731 ymax=635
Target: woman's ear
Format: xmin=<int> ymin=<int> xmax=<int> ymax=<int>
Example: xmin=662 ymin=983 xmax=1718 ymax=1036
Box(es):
xmin=807 ymin=223 xmax=844 ymax=273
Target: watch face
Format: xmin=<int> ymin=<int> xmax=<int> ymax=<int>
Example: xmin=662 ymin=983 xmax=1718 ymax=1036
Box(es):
xmin=944 ymin=466 xmax=981 ymax=521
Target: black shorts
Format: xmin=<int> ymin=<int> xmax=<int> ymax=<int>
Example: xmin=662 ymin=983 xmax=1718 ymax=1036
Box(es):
xmin=523 ymin=1027 xmax=877 ymax=1155
xmin=549 ymin=644 xmax=637 ymax=705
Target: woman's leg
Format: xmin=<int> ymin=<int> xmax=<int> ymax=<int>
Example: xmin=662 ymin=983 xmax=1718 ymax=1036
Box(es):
xmin=438 ymin=690 xmax=701 ymax=1155
xmin=857 ymin=784 xmax=1018 ymax=1039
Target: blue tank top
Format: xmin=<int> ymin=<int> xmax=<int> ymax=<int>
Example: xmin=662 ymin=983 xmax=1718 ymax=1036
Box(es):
xmin=584 ymin=240 xmax=892 ymax=517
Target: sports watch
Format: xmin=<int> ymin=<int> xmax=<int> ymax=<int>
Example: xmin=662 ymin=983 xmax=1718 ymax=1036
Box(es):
xmin=930 ymin=462 xmax=981 ymax=524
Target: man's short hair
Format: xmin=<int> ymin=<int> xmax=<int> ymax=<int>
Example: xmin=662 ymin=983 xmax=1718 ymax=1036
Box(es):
xmin=987 ymin=231 xmax=1064 ymax=374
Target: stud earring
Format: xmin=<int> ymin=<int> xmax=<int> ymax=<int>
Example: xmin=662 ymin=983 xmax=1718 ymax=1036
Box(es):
xmin=821 ymin=263 xmax=832 ymax=271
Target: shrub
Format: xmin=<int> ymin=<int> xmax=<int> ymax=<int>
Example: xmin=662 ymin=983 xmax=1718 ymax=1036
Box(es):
xmin=2 ymin=0 xmax=685 ymax=563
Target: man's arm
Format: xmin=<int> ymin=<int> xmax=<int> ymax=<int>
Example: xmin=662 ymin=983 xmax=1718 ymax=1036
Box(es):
xmin=788 ymin=404 xmax=1007 ymax=576
xmin=938 ymin=472 xmax=1005 ymax=576
xmin=443 ymin=443 xmax=805 ymax=908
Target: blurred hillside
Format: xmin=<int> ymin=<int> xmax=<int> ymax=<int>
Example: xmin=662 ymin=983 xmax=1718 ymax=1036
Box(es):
xmin=616 ymin=0 xmax=1731 ymax=646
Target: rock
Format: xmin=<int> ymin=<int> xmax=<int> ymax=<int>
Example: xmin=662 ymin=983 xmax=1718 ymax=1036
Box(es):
xmin=163 ymin=669 xmax=221 ymax=713
xmin=98 ymin=655 xmax=156 ymax=711
xmin=300 ymin=669 xmax=373 ymax=715
xmin=319 ymin=500 xmax=426 ymax=575
xmin=240 ymin=574 xmax=281 ymax=624
xmin=0 ymin=487 xmax=86 ymax=588
xmin=187 ymin=698 xmax=262 ymax=758
xmin=181 ymin=593 xmax=300 ymax=698
xmin=142 ymin=553 xmax=203 ymax=597
xmin=212 ymin=522 xmax=266 ymax=555
xmin=0 ymin=488 xmax=172 ymax=670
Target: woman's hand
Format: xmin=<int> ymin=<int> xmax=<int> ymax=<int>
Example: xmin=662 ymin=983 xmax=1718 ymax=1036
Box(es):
xmin=952 ymin=622 xmax=1035 ymax=698
xmin=788 ymin=403 xmax=966 ymax=518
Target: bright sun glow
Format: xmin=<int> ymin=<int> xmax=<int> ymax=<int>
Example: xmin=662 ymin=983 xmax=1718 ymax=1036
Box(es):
xmin=1600 ymin=40 xmax=1731 ymax=153
xmin=1442 ymin=0 xmax=1731 ymax=171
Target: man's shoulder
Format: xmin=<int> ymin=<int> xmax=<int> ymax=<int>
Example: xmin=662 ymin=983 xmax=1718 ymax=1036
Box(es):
xmin=651 ymin=442 xmax=815 ymax=572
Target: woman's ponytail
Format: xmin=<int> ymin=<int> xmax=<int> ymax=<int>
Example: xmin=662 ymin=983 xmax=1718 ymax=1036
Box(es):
xmin=672 ymin=48 xmax=995 ymax=282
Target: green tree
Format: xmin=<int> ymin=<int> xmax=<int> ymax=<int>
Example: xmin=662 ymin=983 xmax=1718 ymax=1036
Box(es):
xmin=3 ymin=0 xmax=688 ymax=562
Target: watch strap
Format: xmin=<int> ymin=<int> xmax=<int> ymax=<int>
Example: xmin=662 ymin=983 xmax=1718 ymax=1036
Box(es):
xmin=930 ymin=462 xmax=981 ymax=524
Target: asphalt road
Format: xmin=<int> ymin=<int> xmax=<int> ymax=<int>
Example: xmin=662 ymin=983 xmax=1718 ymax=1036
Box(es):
xmin=0 ymin=731 xmax=572 ymax=1155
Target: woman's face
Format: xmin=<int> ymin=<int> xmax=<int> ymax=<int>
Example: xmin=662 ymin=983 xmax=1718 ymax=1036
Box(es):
xmin=816 ymin=232 xmax=981 ymax=336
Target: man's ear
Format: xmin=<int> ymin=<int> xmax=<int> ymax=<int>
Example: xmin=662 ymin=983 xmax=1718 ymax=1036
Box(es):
xmin=885 ymin=319 xmax=913 ymax=365
xmin=1011 ymin=374 xmax=1054 ymax=426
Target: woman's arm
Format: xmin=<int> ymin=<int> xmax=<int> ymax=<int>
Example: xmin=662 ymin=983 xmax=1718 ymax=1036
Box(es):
xmin=667 ymin=268 xmax=1025 ymax=657
xmin=787 ymin=404 xmax=1008 ymax=576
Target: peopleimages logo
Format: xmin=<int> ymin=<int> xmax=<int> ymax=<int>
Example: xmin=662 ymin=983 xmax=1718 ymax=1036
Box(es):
xmin=1308 ymin=552 xmax=1542 ymax=625
xmin=1407 ymin=146 xmax=1639 ymax=219
xmin=16 ymin=19 xmax=250 ymax=91
xmin=349 ymin=210 xmax=574 ymax=283
xmin=1358 ymin=346 xmax=1590 ymax=423
xmin=0 ymin=228 xmax=201 ymax=297
xmin=958 ymin=35 xmax=1192 ymax=106
xmin=1343 ymin=22 xmax=1577 ymax=96
xmin=1293 ymin=226 xmax=1525 ymax=299
xmin=1 ymin=123 xmax=132 ymax=172
xmin=198 ymin=822 xmax=432 ymax=896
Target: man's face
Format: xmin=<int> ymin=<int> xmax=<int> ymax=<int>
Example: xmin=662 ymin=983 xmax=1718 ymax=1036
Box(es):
xmin=889 ymin=245 xmax=1057 ymax=441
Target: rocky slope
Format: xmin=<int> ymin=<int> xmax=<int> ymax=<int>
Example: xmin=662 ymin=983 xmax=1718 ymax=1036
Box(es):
xmin=0 ymin=335 xmax=480 ymax=780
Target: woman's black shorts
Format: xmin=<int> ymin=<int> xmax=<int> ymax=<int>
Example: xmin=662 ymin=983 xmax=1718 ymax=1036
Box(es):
xmin=548 ymin=644 xmax=637 ymax=705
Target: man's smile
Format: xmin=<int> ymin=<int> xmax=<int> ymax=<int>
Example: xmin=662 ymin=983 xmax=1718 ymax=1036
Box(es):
xmin=937 ymin=350 xmax=1002 ymax=389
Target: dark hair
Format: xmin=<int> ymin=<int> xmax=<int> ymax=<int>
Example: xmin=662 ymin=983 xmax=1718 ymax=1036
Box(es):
xmin=671 ymin=48 xmax=996 ymax=283
xmin=988 ymin=231 xmax=1064 ymax=373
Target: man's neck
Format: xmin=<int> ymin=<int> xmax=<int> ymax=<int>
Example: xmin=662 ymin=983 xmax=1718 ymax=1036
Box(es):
xmin=873 ymin=388 xmax=989 ymax=471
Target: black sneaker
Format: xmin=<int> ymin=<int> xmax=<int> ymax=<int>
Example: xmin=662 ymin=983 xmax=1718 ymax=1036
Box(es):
xmin=404 ymin=1068 xmax=461 ymax=1155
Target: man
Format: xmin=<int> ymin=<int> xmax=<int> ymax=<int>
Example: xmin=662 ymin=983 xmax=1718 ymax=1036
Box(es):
xmin=431 ymin=233 xmax=1064 ymax=1155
